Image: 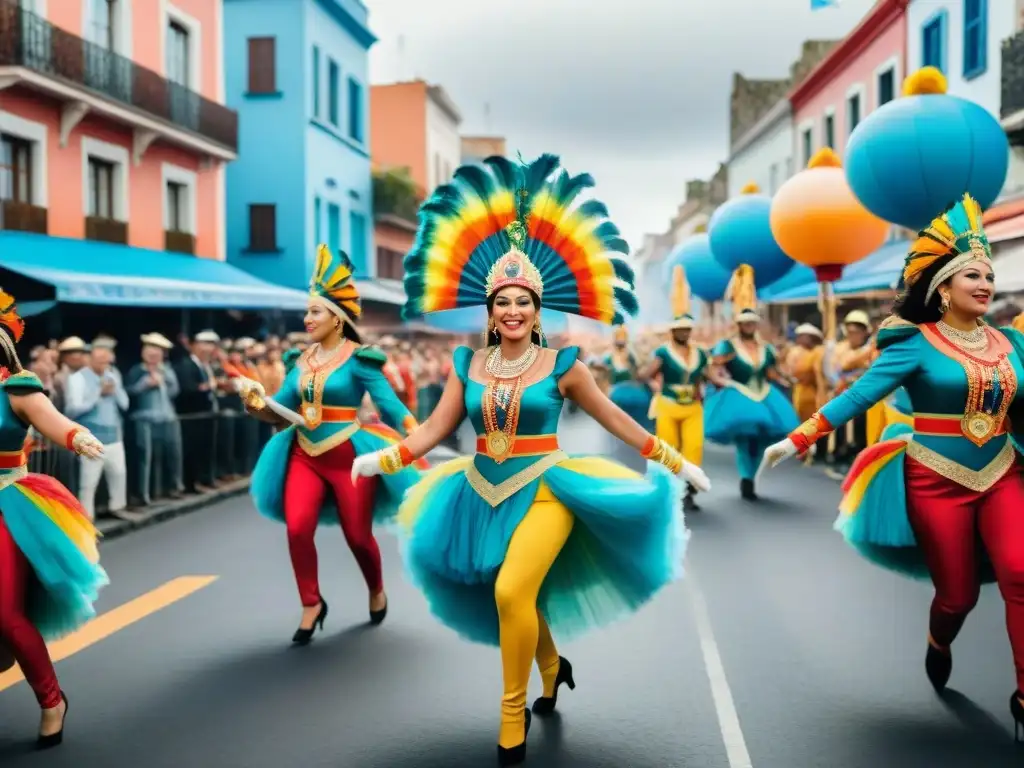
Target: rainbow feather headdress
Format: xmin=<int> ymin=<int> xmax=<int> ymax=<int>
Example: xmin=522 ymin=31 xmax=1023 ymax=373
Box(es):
xmin=903 ymin=194 xmax=992 ymax=302
xmin=402 ymin=154 xmax=637 ymax=324
xmin=669 ymin=265 xmax=694 ymax=330
xmin=0 ymin=290 xmax=26 ymax=376
xmin=309 ymin=244 xmax=361 ymax=329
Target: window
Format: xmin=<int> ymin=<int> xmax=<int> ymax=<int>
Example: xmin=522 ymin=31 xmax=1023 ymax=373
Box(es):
xmin=801 ymin=129 xmax=812 ymax=166
xmin=248 ymin=204 xmax=277 ymax=251
xmin=823 ymin=114 xmax=834 ymax=149
xmin=166 ymin=182 xmax=186 ymax=231
xmin=847 ymin=92 xmax=861 ymax=134
xmin=326 ymin=202 xmax=341 ymax=256
xmin=922 ymin=13 xmax=947 ymax=72
xmin=87 ymin=0 xmax=117 ymax=50
xmin=768 ymin=163 xmax=778 ymax=195
xmin=785 ymin=157 xmax=793 ymax=179
xmin=166 ymin=21 xmax=189 ymax=87
xmin=349 ymin=210 xmax=367 ymax=274
xmin=877 ymin=67 xmax=895 ymax=106
xmin=247 ymin=37 xmax=277 ymax=94
xmin=0 ymin=135 xmax=32 ymax=203
xmin=88 ymin=158 xmax=115 ymax=218
xmin=314 ymin=195 xmax=321 ymax=244
xmin=963 ymin=0 xmax=988 ymax=79
xmin=328 ymin=60 xmax=340 ymax=126
xmin=347 ymin=77 xmax=362 ymax=142
xmin=312 ymin=47 xmax=321 ymax=118
xmin=376 ymin=247 xmax=404 ymax=280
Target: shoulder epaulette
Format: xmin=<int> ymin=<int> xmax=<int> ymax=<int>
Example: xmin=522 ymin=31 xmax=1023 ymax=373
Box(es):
xmin=354 ymin=345 xmax=388 ymax=365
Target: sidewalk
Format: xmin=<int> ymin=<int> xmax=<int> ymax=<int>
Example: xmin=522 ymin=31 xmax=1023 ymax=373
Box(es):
xmin=95 ymin=444 xmax=464 ymax=541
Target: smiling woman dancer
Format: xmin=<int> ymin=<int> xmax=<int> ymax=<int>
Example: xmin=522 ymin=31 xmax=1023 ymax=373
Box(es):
xmin=351 ymin=154 xmax=708 ymax=765
xmin=238 ymin=245 xmax=423 ymax=643
xmin=0 ymin=289 xmax=107 ymax=749
xmin=761 ymin=195 xmax=1024 ymax=736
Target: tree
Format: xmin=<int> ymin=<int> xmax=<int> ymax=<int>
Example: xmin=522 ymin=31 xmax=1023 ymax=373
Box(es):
xmin=372 ymin=167 xmax=422 ymax=223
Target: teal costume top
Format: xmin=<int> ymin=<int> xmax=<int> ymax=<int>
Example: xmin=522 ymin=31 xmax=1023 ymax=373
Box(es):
xmin=602 ymin=351 xmax=637 ymax=384
xmin=272 ymin=344 xmax=414 ymax=456
xmin=819 ymin=321 xmax=1024 ymax=480
xmin=711 ymin=337 xmax=778 ymax=397
xmin=653 ymin=344 xmax=708 ymax=405
xmin=0 ymin=370 xmax=108 ymax=640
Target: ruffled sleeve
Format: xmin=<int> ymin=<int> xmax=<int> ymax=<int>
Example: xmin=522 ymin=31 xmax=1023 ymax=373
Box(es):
xmin=553 ymin=346 xmax=580 ymax=379
xmin=452 ymin=346 xmax=474 ymax=386
xmin=1 ymin=370 xmax=45 ymax=394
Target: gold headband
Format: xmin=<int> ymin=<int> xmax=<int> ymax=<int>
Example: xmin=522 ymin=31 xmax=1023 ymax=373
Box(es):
xmin=925 ymin=238 xmax=992 ymax=302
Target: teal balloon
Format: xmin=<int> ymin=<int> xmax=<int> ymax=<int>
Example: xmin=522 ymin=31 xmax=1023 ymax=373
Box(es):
xmin=708 ymin=193 xmax=792 ymax=287
xmin=663 ymin=234 xmax=731 ymax=303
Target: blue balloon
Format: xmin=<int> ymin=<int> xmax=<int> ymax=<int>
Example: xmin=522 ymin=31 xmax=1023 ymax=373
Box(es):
xmin=845 ymin=92 xmax=1008 ymax=231
xmin=663 ymin=234 xmax=732 ymax=303
xmin=708 ymin=193 xmax=793 ymax=288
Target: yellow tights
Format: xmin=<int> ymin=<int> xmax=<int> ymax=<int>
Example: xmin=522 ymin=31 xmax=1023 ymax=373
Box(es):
xmin=655 ymin=399 xmax=704 ymax=466
xmin=494 ymin=485 xmax=574 ymax=748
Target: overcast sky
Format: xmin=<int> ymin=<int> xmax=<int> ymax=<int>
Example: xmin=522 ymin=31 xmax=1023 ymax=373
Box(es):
xmin=364 ymin=0 xmax=876 ymax=248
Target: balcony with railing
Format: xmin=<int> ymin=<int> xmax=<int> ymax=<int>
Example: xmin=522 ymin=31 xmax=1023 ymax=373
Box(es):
xmin=85 ymin=216 xmax=127 ymax=244
xmin=164 ymin=229 xmax=195 ymax=255
xmin=1002 ymin=31 xmax=1024 ymax=141
xmin=0 ymin=199 xmax=47 ymax=233
xmin=0 ymin=0 xmax=237 ymax=157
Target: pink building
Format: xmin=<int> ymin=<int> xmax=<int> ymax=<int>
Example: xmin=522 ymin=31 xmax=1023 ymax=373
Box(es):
xmin=0 ymin=0 xmax=237 ymax=259
xmin=790 ymin=0 xmax=908 ymax=168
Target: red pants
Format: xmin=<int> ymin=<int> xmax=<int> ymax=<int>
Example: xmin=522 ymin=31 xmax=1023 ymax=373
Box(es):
xmin=283 ymin=440 xmax=382 ymax=606
xmin=0 ymin=516 xmax=61 ymax=708
xmin=905 ymin=458 xmax=1024 ymax=691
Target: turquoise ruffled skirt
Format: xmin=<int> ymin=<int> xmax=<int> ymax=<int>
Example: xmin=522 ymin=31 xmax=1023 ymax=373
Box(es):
xmin=396 ymin=455 xmax=687 ymax=646
xmin=609 ymin=382 xmax=655 ymax=431
xmin=249 ymin=425 xmax=423 ymax=526
xmin=1 ymin=474 xmax=109 ymax=640
xmin=703 ymin=383 xmax=798 ymax=444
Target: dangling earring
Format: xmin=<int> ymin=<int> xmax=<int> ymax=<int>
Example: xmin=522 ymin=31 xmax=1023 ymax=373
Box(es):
xmin=533 ymin=317 xmax=544 ymax=345
xmin=939 ymin=293 xmax=950 ymax=314
xmin=483 ymin=317 xmax=497 ymax=346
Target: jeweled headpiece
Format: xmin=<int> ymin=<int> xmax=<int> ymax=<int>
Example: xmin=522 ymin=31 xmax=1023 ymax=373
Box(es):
xmin=669 ymin=265 xmax=694 ymax=330
xmin=904 ymin=194 xmax=992 ymax=302
xmin=309 ymin=244 xmax=361 ymax=326
xmin=402 ymin=154 xmax=638 ymax=324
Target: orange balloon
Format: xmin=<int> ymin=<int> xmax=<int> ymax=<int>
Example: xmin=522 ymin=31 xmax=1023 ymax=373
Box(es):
xmin=769 ymin=149 xmax=890 ymax=281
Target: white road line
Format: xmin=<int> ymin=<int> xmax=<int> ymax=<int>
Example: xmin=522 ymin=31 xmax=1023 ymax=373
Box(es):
xmin=687 ymin=578 xmax=754 ymax=768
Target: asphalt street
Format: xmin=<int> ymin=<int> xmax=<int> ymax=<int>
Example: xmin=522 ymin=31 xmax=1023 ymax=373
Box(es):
xmin=2 ymin=413 xmax=1023 ymax=767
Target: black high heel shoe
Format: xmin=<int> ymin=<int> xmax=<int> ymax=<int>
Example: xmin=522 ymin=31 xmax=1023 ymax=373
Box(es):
xmin=497 ymin=709 xmax=531 ymax=766
xmin=532 ymin=656 xmax=576 ymax=715
xmin=1010 ymin=692 xmax=1024 ymax=743
xmin=925 ymin=641 xmax=952 ymax=692
xmin=292 ymin=600 xmax=328 ymax=645
xmin=369 ymin=593 xmax=387 ymax=626
xmin=37 ymin=691 xmax=68 ymax=750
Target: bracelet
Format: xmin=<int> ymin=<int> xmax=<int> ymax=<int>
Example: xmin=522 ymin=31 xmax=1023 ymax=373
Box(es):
xmin=65 ymin=428 xmax=81 ymax=452
xmin=789 ymin=412 xmax=834 ymax=454
xmin=70 ymin=430 xmax=100 ymax=456
xmin=378 ymin=443 xmax=415 ymax=475
xmin=641 ymin=436 xmax=683 ymax=475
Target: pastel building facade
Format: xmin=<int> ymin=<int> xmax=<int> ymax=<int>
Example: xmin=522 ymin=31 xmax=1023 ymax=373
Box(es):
xmin=223 ymin=0 xmax=374 ymax=289
xmin=0 ymin=0 xmax=236 ymax=258
xmin=726 ymin=100 xmax=794 ymax=198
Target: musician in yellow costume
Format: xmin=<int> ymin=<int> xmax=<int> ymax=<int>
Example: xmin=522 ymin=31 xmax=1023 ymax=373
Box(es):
xmin=827 ymin=310 xmax=886 ymax=455
xmin=351 ymin=154 xmax=709 ymax=765
xmin=640 ymin=266 xmax=708 ymax=511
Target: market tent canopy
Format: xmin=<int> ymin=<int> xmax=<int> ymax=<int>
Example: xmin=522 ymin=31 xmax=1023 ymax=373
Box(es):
xmin=763 ymin=239 xmax=909 ymax=303
xmin=0 ymin=232 xmax=310 ymax=310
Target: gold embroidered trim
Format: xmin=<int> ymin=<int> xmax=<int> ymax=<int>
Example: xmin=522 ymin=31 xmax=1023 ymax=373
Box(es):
xmin=465 ymin=451 xmax=568 ymax=507
xmin=905 ymin=437 xmax=1015 ymax=493
xmin=724 ymin=379 xmax=770 ymax=402
xmin=730 ymin=336 xmax=766 ymax=371
xmin=297 ymin=421 xmax=362 ymax=457
xmin=0 ymin=465 xmax=27 ymax=491
xmin=297 ymin=344 xmax=354 ymax=429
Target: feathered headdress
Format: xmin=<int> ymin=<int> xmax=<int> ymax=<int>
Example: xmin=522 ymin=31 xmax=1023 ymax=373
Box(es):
xmin=0 ymin=291 xmax=25 ymax=344
xmin=670 ymin=265 xmax=694 ymax=330
xmin=402 ymin=154 xmax=637 ymax=324
xmin=309 ymin=244 xmax=361 ymax=326
xmin=726 ymin=265 xmax=759 ymax=323
xmin=613 ymin=326 xmax=629 ymax=343
xmin=904 ymin=193 xmax=991 ymax=302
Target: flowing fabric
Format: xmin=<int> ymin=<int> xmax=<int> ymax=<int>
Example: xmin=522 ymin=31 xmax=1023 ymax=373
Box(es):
xmin=703 ymin=384 xmax=798 ymax=444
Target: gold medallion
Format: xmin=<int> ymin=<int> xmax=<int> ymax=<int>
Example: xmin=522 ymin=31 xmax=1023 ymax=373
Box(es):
xmin=962 ymin=412 xmax=995 ymax=446
xmin=305 ymin=406 xmax=318 ymax=425
xmin=486 ymin=431 xmax=511 ymax=460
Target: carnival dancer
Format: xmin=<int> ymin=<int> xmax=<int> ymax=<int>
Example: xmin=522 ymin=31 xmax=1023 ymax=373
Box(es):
xmin=235 ymin=245 xmax=424 ymax=643
xmin=350 ymin=154 xmax=708 ymax=765
xmin=761 ymin=194 xmax=1024 ymax=736
xmin=703 ymin=267 xmax=799 ymax=500
xmin=606 ymin=326 xmax=654 ymax=433
xmin=0 ymin=290 xmax=107 ymax=748
xmin=639 ymin=266 xmax=708 ymax=511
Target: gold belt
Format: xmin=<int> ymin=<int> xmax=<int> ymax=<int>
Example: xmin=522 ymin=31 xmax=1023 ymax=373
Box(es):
xmin=465 ymin=451 xmax=568 ymax=507
xmin=904 ymin=437 xmax=1015 ymax=493
xmin=296 ymin=420 xmax=362 ymax=457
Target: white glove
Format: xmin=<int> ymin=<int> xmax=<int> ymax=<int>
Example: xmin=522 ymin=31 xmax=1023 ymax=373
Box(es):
xmin=755 ymin=438 xmax=798 ymax=482
xmin=350 ymin=451 xmax=385 ymax=483
xmin=678 ymin=459 xmax=712 ymax=493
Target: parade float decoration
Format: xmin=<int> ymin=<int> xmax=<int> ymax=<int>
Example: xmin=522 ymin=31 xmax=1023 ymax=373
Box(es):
xmin=845 ymin=67 xmax=1009 ymax=230
xmin=770 ymin=148 xmax=889 ymax=340
xmin=708 ymin=182 xmax=793 ymax=289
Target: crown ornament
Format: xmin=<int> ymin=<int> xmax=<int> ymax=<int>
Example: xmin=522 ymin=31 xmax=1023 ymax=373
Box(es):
xmin=484 ymin=221 xmax=545 ymax=299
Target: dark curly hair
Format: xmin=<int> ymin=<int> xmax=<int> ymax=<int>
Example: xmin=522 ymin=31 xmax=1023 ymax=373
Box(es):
xmin=485 ymin=288 xmax=544 ymax=346
xmin=891 ymin=253 xmax=956 ymax=326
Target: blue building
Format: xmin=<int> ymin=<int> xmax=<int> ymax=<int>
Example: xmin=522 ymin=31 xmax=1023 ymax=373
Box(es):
xmin=224 ymin=0 xmax=375 ymax=290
